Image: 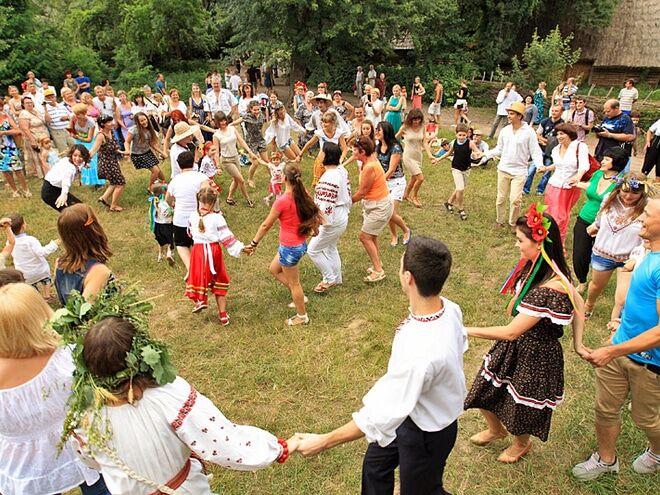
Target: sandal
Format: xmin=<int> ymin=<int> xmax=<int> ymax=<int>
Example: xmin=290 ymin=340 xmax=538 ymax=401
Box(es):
xmin=246 ymin=199 xmax=255 ymax=208
xmin=97 ymin=198 xmax=110 ymax=207
xmin=225 ymin=198 xmax=237 ymax=205
xmin=444 ymin=202 xmax=454 ymax=213
xmin=286 ymin=313 xmax=309 ymax=326
xmin=287 ymin=295 xmax=309 ymax=309
xmin=497 ymin=442 xmax=532 ymax=464
xmin=314 ymin=281 xmax=336 ymax=293
xmin=364 ymin=270 xmax=386 ymax=283
xmin=469 ymin=429 xmax=508 ymax=446
xmin=192 ymin=301 xmax=208 ymax=313
xmin=458 ymin=209 xmax=468 ymax=220
xmin=403 ymin=229 xmax=412 ymax=245
xmin=110 ymin=206 xmax=124 ymax=212
xmin=584 ymin=302 xmax=594 ymax=320
xmin=219 ymin=311 xmax=230 ymax=326
xmin=23 ymin=190 xmax=32 ymax=198
xmin=247 ymin=179 xmax=256 ymax=189
xmin=389 ymin=236 xmax=399 ymax=248
xmin=412 ymin=197 xmax=422 ymax=208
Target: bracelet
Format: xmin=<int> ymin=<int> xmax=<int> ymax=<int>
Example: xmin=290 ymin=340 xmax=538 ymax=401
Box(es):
xmin=250 ymin=240 xmax=259 ymax=247
xmin=276 ymin=438 xmax=289 ymax=463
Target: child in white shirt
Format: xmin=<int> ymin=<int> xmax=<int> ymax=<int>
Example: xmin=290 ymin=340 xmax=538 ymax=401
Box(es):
xmin=0 ymin=217 xmax=15 ymax=270
xmin=256 ymin=152 xmax=285 ymax=205
xmin=9 ymin=213 xmax=59 ymax=299
xmin=148 ymin=181 xmax=174 ymax=264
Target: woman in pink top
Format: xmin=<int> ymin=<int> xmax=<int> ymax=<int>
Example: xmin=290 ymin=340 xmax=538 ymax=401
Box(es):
xmin=249 ymin=164 xmax=322 ymax=326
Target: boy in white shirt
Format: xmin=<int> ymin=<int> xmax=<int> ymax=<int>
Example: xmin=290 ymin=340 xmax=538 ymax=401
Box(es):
xmin=9 ymin=213 xmax=59 ymax=299
xmin=295 ymin=236 xmax=467 ymax=495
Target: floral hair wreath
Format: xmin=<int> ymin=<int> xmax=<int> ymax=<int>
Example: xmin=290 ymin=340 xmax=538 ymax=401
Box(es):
xmin=525 ymin=203 xmax=552 ymax=243
xmin=50 ymin=281 xmax=175 ymax=448
xmin=294 ymin=81 xmax=307 ymax=91
xmin=613 ymin=175 xmax=657 ymax=195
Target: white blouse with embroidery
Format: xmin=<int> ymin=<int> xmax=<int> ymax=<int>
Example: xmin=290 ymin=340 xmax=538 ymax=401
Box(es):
xmin=0 ymin=346 xmax=100 ymax=495
xmin=77 ymin=376 xmax=282 ymax=495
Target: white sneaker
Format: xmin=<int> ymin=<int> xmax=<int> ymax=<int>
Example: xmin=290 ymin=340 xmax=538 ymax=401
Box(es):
xmin=572 ymin=453 xmax=619 ymax=480
xmin=632 ymin=448 xmax=660 ymax=474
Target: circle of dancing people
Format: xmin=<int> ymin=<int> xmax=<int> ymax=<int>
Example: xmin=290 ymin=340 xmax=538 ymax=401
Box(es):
xmin=1 ymin=65 xmax=659 ymax=495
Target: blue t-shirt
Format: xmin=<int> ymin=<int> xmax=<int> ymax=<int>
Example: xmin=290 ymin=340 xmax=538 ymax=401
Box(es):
xmin=612 ymin=251 xmax=660 ymax=366
xmin=155 ymin=79 xmax=166 ymax=94
xmin=75 ymin=76 xmax=91 ymax=93
xmin=594 ymin=112 xmax=634 ymax=160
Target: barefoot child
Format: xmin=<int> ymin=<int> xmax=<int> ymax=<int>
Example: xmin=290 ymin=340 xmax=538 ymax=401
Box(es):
xmin=185 ymin=187 xmax=251 ymax=325
xmin=434 ymin=123 xmax=481 ymax=220
xmin=8 ymin=213 xmax=59 ymax=299
xmin=147 ymin=181 xmax=175 ymax=265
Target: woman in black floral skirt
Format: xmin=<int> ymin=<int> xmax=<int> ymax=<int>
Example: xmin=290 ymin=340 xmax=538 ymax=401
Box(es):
xmin=90 ymin=115 xmax=130 ymax=211
xmin=464 ymin=204 xmax=589 ymax=463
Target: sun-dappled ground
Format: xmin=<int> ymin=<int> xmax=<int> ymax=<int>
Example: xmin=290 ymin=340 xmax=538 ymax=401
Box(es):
xmin=3 ymin=118 xmax=656 ymax=495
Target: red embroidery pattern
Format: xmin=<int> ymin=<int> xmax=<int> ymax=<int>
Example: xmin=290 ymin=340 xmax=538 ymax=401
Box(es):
xmin=171 ymin=386 xmax=198 ymax=430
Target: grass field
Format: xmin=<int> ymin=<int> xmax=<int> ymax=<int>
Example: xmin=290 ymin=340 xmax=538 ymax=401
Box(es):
xmin=2 ymin=127 xmax=657 ymax=495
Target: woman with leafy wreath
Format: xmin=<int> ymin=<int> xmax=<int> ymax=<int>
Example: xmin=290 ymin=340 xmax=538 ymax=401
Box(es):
xmin=0 ymin=283 xmax=110 ymax=495
xmin=52 ymin=285 xmax=299 ymax=495
xmin=464 ymin=204 xmax=589 ymax=464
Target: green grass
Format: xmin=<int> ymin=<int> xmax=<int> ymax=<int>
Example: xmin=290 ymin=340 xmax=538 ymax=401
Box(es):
xmin=2 ymin=130 xmax=657 ymax=494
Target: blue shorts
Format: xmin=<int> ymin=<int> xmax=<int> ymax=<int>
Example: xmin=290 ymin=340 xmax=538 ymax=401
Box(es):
xmin=278 ymin=242 xmax=307 ymax=267
xmin=591 ymin=253 xmax=625 ymax=272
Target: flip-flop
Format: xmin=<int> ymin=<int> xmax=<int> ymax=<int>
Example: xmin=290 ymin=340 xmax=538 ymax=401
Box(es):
xmin=109 ymin=206 xmax=124 ymax=212
xmin=313 ymin=281 xmax=336 ymax=293
xmin=403 ymin=229 xmax=412 ymax=245
xmin=226 ymin=198 xmax=237 ymax=205
xmin=97 ymin=198 xmax=110 ymax=207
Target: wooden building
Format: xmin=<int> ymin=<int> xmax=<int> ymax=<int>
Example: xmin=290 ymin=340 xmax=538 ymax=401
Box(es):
xmin=569 ymin=0 xmax=660 ymax=86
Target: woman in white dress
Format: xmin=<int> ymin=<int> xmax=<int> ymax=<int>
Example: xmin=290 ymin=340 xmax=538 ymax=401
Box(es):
xmin=0 ymin=283 xmax=108 ymax=495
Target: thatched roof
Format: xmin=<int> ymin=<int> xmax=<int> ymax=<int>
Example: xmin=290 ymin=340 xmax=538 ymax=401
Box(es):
xmin=573 ymin=0 xmax=660 ymax=68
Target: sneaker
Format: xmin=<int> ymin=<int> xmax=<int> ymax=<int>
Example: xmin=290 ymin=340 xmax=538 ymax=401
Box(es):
xmin=192 ymin=301 xmax=208 ymax=313
xmin=572 ymin=453 xmax=619 ymax=481
xmin=632 ymin=448 xmax=660 ymax=474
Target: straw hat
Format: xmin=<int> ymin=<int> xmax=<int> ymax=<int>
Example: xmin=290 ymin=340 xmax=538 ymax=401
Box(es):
xmin=506 ymin=101 xmax=526 ymax=116
xmin=171 ymin=122 xmax=198 ymax=144
xmin=314 ymin=93 xmax=332 ymax=102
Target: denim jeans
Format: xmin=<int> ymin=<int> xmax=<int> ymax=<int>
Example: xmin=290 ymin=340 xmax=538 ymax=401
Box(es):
xmin=523 ymin=156 xmax=552 ymax=194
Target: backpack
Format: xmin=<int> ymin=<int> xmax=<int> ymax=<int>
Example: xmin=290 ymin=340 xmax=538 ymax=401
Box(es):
xmin=572 ymin=108 xmax=594 ymax=134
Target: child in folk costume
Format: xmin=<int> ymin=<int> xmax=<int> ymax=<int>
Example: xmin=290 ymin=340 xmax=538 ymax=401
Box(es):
xmin=255 ymin=151 xmax=285 ymax=205
xmin=148 ymin=181 xmax=175 ymax=265
xmin=185 ymin=187 xmax=251 ymax=325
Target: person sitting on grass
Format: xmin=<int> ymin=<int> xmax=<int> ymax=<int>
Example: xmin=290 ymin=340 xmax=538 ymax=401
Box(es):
xmin=434 ymin=123 xmax=481 ymax=221
xmin=295 ymin=236 xmax=467 ymax=495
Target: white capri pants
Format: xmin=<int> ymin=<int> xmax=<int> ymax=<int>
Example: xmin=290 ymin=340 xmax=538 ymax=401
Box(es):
xmin=307 ymin=219 xmax=348 ymax=284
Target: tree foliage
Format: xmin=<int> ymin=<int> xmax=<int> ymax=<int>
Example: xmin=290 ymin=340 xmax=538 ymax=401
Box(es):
xmin=509 ymin=27 xmax=581 ymax=89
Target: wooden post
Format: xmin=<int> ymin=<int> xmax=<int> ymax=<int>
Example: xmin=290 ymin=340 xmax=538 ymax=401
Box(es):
xmin=605 ymin=86 xmax=614 ymax=98
xmin=587 ymin=84 xmax=596 ymax=97
xmin=482 ymin=71 xmax=486 ymax=81
xmin=489 ymin=71 xmax=493 ymax=82
xmin=641 ymin=89 xmax=657 ymax=105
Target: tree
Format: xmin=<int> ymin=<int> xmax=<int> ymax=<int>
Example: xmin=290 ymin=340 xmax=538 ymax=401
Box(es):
xmin=509 ymin=27 xmax=581 ymax=90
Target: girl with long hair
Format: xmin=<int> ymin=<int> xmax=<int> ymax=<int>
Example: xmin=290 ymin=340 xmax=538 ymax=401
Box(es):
xmin=124 ymin=112 xmax=165 ymax=192
xmin=465 ymin=204 xmax=587 ymax=463
xmin=584 ymin=172 xmax=650 ymax=317
xmin=375 ymin=121 xmax=411 ymax=246
xmin=249 ymin=163 xmax=322 ymax=325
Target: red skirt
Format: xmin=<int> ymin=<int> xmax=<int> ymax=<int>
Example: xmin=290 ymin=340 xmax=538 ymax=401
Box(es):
xmin=185 ymin=243 xmax=230 ymax=303
xmin=412 ymin=95 xmax=422 ymax=109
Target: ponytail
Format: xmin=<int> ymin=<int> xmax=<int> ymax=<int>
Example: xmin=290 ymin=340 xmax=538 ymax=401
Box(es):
xmin=196 ymin=187 xmax=218 ymax=233
xmin=283 ymin=164 xmax=322 ymax=236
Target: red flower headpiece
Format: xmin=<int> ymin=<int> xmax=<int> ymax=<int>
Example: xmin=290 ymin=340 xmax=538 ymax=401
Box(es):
xmin=294 ymin=81 xmax=307 ymax=91
xmin=525 ymin=203 xmax=552 ymax=243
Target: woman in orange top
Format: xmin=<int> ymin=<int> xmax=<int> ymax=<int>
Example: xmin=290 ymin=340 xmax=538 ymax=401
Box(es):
xmin=351 ymin=136 xmax=394 ymax=282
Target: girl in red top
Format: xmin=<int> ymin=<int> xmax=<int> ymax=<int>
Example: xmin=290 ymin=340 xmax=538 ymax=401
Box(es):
xmin=249 ymin=163 xmax=322 ymax=326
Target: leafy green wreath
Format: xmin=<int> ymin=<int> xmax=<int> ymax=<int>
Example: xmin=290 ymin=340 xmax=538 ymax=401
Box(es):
xmin=50 ymin=281 xmax=176 ymax=449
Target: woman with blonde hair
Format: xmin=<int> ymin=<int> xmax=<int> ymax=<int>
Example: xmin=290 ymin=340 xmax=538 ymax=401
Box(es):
xmin=54 ymin=203 xmax=113 ymax=304
xmin=397 ymin=108 xmax=435 ymax=208
xmin=18 ymin=95 xmax=51 ymax=178
xmin=0 ymin=283 xmax=110 ymax=494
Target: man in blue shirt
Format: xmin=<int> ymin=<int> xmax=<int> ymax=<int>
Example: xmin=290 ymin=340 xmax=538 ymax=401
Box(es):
xmin=155 ymin=73 xmax=166 ymax=95
xmin=594 ymin=99 xmax=635 ymax=162
xmin=75 ymin=69 xmax=91 ymax=96
xmin=573 ymin=197 xmax=660 ymax=480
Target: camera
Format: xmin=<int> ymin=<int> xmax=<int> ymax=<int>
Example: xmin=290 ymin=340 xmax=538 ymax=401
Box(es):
xmin=592 ymin=125 xmax=604 ymax=134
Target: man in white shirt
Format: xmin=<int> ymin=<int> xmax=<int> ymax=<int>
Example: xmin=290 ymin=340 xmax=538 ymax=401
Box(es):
xmin=229 ymin=69 xmax=242 ymax=97
xmin=43 ymin=88 xmax=73 ymax=153
xmin=618 ymin=79 xmax=639 ymax=115
xmin=489 ymin=82 xmax=522 ymax=139
xmin=92 ymin=86 xmax=115 ymax=119
xmin=295 ymin=236 xmax=467 ymax=495
xmin=165 ymin=150 xmax=210 ymax=270
xmin=568 ymin=96 xmax=595 ymax=142
xmin=367 ymin=65 xmax=377 ymax=87
xmin=482 ymin=101 xmax=544 ymax=229
xmin=205 ymin=75 xmax=238 ymax=121
xmin=23 ymin=80 xmax=44 ymax=108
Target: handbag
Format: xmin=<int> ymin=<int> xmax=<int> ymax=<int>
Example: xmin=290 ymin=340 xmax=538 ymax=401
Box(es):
xmin=577 ymin=142 xmax=600 ymax=182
